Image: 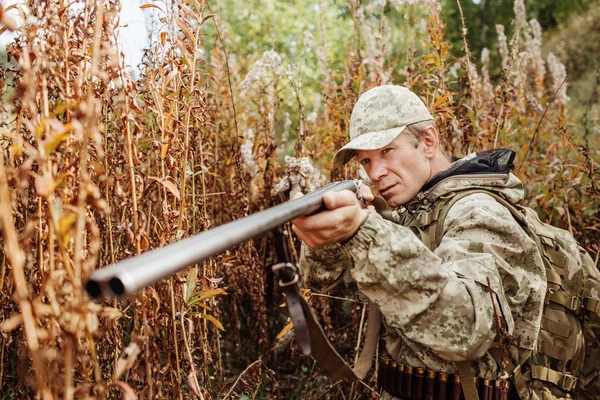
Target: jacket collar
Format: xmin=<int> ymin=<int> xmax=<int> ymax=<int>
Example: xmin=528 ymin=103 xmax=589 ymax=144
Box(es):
xmin=402 ymin=149 xmax=522 ymax=214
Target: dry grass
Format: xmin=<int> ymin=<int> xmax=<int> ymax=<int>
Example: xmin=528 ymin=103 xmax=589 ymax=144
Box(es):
xmin=0 ymin=0 xmax=598 ymax=399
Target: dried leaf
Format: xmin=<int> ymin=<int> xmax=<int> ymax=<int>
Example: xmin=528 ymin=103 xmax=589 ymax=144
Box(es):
xmin=433 ymin=93 xmax=452 ymax=110
xmin=59 ymin=212 xmax=77 ymax=235
xmin=139 ymin=3 xmax=164 ymax=13
xmin=178 ymin=3 xmax=201 ymax=21
xmin=34 ymin=173 xmax=55 ymax=197
xmin=1 ymin=12 xmax=18 ymax=31
xmin=161 ymin=141 xmax=169 ymax=159
xmin=188 ymin=303 xmax=212 ymax=312
xmin=1 ymin=314 xmax=23 ymax=332
xmin=200 ymin=313 xmax=225 ymax=331
xmin=164 ymin=70 xmax=178 ymax=87
xmin=187 ymin=371 xmax=202 ymax=397
xmin=100 ymin=307 xmax=123 ymax=320
xmin=175 ymin=18 xmax=196 ymax=46
xmin=86 ymin=312 xmax=99 ymax=333
xmin=176 ymin=40 xmax=193 ymax=68
xmin=73 ymin=383 xmax=95 ymax=396
xmin=275 ymin=320 xmax=293 ymax=339
xmin=52 ymin=101 xmax=78 ymax=116
xmin=149 ymin=177 xmax=180 ymax=200
xmin=185 ymin=267 xmax=198 ymax=303
xmin=139 ymin=233 xmax=149 ymax=251
xmin=114 ymin=342 xmax=141 ymax=379
xmin=200 ymin=14 xmax=216 ymax=26
xmin=130 ymin=97 xmax=143 ymax=115
xmin=205 ymin=276 xmax=224 ymax=284
xmin=43 ymin=129 xmax=70 ymax=155
xmin=32 ymin=301 xmax=54 ymax=316
xmin=110 ymin=381 xmax=138 ymax=400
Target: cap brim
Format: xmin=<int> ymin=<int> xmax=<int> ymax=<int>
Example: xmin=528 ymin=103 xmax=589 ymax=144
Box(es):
xmin=333 ymin=126 xmax=406 ymax=167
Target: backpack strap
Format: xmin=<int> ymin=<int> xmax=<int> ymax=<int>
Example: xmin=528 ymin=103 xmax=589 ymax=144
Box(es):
xmin=455 ymin=361 xmax=481 ymax=400
xmin=526 ymin=366 xmax=578 ymax=392
xmin=584 ymin=298 xmax=600 ymax=318
xmin=427 ymin=189 xmax=529 ymax=250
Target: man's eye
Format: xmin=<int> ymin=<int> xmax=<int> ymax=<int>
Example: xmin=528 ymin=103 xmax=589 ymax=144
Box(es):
xmin=382 ymin=148 xmax=392 ymax=154
xmin=359 ymin=158 xmax=370 ymax=166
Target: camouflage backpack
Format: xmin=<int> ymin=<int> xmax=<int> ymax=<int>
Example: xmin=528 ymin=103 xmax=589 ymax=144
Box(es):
xmin=408 ymin=188 xmax=600 ymax=400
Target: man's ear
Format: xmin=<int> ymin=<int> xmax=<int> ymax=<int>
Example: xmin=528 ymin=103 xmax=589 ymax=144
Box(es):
xmin=422 ymin=125 xmax=439 ymax=158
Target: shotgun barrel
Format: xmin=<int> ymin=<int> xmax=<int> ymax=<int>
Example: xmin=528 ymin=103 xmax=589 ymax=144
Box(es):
xmin=85 ymin=180 xmax=360 ymax=299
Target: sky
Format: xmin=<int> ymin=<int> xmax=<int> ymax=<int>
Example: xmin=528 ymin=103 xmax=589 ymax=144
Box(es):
xmin=1 ymin=0 xmax=155 ymax=78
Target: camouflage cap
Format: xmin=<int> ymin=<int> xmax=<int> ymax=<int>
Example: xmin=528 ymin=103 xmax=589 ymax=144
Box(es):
xmin=334 ymin=85 xmax=434 ymax=167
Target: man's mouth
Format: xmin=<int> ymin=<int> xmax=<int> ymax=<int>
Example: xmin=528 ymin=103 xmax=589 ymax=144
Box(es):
xmin=379 ymin=184 xmax=395 ymax=196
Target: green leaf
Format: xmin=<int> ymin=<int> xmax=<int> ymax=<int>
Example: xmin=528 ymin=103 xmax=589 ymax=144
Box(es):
xmin=200 ymin=313 xmax=225 ymax=331
xmin=187 ymin=288 xmax=227 ymax=307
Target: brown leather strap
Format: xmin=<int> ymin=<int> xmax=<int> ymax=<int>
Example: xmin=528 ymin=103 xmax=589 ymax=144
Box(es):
xmin=274 ymin=263 xmax=312 ymax=355
xmin=299 ymin=295 xmax=381 ymax=381
xmin=353 ymin=301 xmax=382 ymax=378
xmin=275 ymin=262 xmax=382 ymax=381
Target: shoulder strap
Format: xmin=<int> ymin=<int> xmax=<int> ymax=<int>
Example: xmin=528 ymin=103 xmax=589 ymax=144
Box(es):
xmin=300 ymin=295 xmax=382 ymax=381
xmin=427 ymin=189 xmax=529 ymax=251
xmin=274 ymin=262 xmax=382 ymax=382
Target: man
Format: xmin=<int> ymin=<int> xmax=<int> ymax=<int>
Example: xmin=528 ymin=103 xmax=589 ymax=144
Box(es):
xmin=292 ymin=85 xmax=547 ymax=399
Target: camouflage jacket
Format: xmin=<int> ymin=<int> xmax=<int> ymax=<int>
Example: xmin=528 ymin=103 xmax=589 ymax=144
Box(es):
xmin=299 ymin=150 xmax=547 ymax=395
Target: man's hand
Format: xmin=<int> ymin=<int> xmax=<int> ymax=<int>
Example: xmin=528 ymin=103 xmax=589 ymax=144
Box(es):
xmin=291 ymin=185 xmax=374 ymax=249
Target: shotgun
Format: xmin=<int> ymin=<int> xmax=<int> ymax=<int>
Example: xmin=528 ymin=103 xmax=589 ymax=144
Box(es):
xmin=85 ymin=180 xmax=361 ymax=299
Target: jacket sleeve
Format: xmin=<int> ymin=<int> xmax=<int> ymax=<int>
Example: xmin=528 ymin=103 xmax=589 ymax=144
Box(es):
xmin=298 ymin=242 xmax=352 ymax=287
xmin=321 ymin=193 xmax=545 ymax=362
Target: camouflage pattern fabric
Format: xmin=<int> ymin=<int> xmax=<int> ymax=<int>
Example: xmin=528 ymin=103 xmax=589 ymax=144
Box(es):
xmin=299 ymin=156 xmax=547 ymax=399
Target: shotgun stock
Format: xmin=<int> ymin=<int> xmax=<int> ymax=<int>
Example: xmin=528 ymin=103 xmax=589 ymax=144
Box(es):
xmin=85 ymin=180 xmax=360 ymax=299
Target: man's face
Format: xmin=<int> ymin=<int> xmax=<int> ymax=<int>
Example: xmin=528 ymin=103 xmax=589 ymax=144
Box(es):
xmin=355 ymin=133 xmax=431 ymax=207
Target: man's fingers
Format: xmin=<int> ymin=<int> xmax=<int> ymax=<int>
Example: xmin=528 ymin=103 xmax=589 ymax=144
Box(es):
xmin=323 ymin=190 xmax=359 ymax=210
xmin=291 ymin=223 xmax=318 ymax=248
xmin=292 ymin=188 xmax=368 ymax=248
xmin=291 ymin=224 xmax=308 ymax=245
xmin=293 ymin=210 xmax=337 ymax=232
xmin=359 ymin=184 xmax=375 ymax=202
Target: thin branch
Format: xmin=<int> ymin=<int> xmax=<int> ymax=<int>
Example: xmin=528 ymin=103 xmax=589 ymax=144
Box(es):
xmin=207 ymin=2 xmax=239 ymax=139
xmin=517 ymin=77 xmax=567 ymax=175
xmin=222 ymin=359 xmax=263 ymax=400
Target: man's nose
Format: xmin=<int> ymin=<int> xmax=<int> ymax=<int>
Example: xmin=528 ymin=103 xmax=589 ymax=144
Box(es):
xmin=369 ymin=161 xmax=388 ymax=181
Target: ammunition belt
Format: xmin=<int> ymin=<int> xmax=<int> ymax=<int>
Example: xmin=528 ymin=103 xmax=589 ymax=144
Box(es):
xmin=378 ymin=360 xmax=518 ymax=400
